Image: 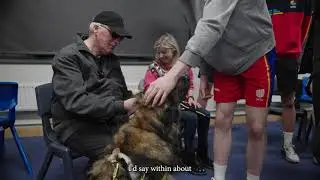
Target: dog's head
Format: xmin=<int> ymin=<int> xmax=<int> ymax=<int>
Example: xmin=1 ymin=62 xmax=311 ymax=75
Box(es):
xmin=136 ymin=76 xmax=187 ymax=108
xmin=89 ymin=148 xmax=139 ymax=180
xmin=134 ymin=77 xmax=187 ymax=124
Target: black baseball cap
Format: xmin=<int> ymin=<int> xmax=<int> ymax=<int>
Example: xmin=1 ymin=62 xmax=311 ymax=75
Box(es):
xmin=93 ymin=11 xmax=132 ymax=39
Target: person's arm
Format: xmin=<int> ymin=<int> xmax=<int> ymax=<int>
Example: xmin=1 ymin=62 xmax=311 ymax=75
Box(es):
xmin=179 ymin=0 xmax=240 ymax=67
xmin=186 ymin=68 xmax=195 ymax=99
xmin=144 ymin=0 xmax=240 ymax=106
xmin=143 ymin=69 xmax=158 ymax=92
xmin=199 ymin=60 xmax=214 ymax=79
xmin=118 ymin=65 xmax=133 ymax=99
xmin=301 ymin=0 xmax=313 ymax=50
xmin=52 ymin=54 xmax=126 ymax=120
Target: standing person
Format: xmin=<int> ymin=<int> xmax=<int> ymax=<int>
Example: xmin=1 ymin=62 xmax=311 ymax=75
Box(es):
xmin=144 ymin=0 xmax=276 ymax=180
xmin=311 ymin=0 xmax=320 ymax=165
xmin=267 ymin=0 xmax=313 ymax=163
xmin=143 ymin=33 xmax=213 ymax=175
xmin=51 ymin=11 xmax=136 ymax=164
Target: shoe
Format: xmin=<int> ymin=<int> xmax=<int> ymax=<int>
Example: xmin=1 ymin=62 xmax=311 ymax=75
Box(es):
xmin=313 ymin=156 xmax=320 ymax=165
xmin=181 ymin=151 xmax=207 ymax=176
xmin=183 ymin=160 xmax=207 ymax=176
xmin=197 ymin=155 xmax=213 ymax=169
xmin=281 ymin=144 xmax=300 ymax=163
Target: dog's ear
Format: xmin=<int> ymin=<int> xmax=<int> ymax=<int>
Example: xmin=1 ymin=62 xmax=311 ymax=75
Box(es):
xmin=166 ymin=77 xmax=188 ymax=105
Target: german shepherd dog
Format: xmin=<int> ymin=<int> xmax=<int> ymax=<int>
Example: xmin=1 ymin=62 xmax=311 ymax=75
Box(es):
xmin=89 ymin=79 xmax=187 ymax=180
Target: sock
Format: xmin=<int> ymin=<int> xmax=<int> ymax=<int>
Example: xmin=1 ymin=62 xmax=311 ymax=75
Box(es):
xmin=283 ymin=131 xmax=294 ymax=148
xmin=247 ymin=172 xmax=259 ymax=180
xmin=214 ymin=163 xmax=227 ymax=180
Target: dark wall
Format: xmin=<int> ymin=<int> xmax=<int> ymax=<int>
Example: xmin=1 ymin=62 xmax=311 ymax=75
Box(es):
xmin=0 ymin=0 xmax=195 ymax=57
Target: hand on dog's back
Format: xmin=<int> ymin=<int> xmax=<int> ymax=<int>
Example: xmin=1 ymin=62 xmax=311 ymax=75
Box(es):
xmin=124 ymin=97 xmax=137 ymax=116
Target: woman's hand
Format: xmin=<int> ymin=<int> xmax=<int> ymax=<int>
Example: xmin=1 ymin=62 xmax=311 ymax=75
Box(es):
xmin=187 ymin=96 xmax=202 ymax=108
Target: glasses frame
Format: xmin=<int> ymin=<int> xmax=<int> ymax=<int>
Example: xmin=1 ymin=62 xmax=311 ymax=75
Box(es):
xmin=97 ymin=23 xmax=123 ymax=40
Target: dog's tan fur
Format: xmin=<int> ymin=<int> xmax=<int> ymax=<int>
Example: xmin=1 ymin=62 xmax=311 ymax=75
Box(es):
xmin=113 ymin=92 xmax=181 ymax=165
xmin=89 ymin=80 xmax=186 ymax=180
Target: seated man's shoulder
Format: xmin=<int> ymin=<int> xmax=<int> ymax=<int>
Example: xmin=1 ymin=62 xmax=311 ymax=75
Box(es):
xmin=53 ymin=43 xmax=79 ymax=62
xmin=59 ymin=43 xmax=79 ymax=57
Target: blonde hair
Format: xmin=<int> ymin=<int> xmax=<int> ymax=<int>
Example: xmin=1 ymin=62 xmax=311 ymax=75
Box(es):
xmin=153 ymin=33 xmax=180 ymax=61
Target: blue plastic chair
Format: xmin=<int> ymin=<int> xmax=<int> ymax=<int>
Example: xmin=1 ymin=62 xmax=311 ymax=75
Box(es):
xmin=0 ymin=82 xmax=33 ymax=175
xmin=299 ymin=76 xmax=313 ymax=103
xmin=296 ymin=76 xmax=314 ymax=146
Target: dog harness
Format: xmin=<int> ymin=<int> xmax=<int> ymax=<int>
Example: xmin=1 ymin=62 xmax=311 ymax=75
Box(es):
xmin=148 ymin=62 xmax=189 ymax=102
xmin=149 ymin=62 xmax=210 ymax=119
xmin=111 ymin=156 xmax=168 ymax=180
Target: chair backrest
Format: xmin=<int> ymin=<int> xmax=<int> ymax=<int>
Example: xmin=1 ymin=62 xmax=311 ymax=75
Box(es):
xmin=272 ymin=76 xmax=280 ymax=96
xmin=0 ymin=82 xmax=18 ymax=111
xmin=35 ymin=83 xmax=53 ymax=118
xmin=0 ymin=82 xmax=18 ymax=127
xmin=35 ymin=83 xmax=57 ymax=144
xmin=298 ymin=76 xmax=312 ymax=102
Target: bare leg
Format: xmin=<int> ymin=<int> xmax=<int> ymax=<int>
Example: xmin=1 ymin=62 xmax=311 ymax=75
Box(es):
xmin=280 ymin=93 xmax=300 ymax=163
xmin=281 ymin=94 xmax=296 ymax=132
xmin=213 ymin=102 xmax=237 ymax=180
xmin=246 ymin=106 xmax=269 ymax=176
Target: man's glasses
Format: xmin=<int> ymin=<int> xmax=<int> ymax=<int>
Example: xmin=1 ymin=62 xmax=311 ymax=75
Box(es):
xmin=98 ymin=24 xmax=123 ymax=40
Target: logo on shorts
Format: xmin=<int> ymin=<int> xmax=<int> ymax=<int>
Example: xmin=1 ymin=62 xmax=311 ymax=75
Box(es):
xmin=290 ymin=0 xmax=296 ymax=8
xmin=256 ymin=89 xmax=265 ymax=98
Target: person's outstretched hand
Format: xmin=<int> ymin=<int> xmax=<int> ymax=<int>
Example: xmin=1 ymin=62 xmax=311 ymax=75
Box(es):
xmin=144 ymin=73 xmax=177 ymax=106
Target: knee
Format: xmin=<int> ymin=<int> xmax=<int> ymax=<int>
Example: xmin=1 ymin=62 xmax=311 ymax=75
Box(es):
xmin=215 ymin=112 xmax=233 ymax=131
xmin=249 ymin=123 xmax=265 ymax=139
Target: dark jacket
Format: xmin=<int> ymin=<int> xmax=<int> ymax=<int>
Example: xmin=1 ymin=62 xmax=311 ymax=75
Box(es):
xmin=300 ymin=0 xmax=320 ymax=74
xmin=313 ymin=0 xmax=320 ymax=73
xmin=51 ymin=35 xmax=132 ymax=142
xmin=300 ymin=13 xmax=315 ymax=74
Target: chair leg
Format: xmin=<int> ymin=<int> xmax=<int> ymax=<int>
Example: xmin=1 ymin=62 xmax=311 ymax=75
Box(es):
xmin=297 ymin=113 xmax=309 ymax=143
xmin=37 ymin=149 xmax=54 ymax=180
xmin=10 ymin=126 xmax=33 ymax=175
xmin=305 ymin=116 xmax=314 ymax=145
xmin=62 ymin=150 xmax=74 ymax=180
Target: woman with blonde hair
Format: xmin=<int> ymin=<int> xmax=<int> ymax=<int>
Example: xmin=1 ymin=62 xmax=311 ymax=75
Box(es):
xmin=143 ymin=33 xmax=213 ymax=175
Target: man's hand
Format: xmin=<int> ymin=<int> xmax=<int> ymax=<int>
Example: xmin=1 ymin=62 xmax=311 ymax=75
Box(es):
xmin=144 ymin=74 xmax=177 ymax=106
xmin=144 ymin=59 xmax=190 ymax=106
xmin=199 ymin=75 xmax=212 ymax=100
xmin=124 ymin=98 xmax=137 ymax=115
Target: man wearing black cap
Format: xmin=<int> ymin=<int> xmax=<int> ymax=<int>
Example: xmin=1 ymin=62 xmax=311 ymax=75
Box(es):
xmin=51 ymin=11 xmax=135 ymax=163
